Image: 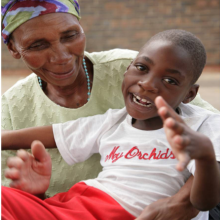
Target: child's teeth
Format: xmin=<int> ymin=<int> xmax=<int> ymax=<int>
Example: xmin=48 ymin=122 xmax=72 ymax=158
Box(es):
xmin=133 ymin=96 xmax=152 ymax=107
xmin=136 ymin=96 xmax=141 ymax=100
xmin=141 ymin=98 xmax=147 ymax=102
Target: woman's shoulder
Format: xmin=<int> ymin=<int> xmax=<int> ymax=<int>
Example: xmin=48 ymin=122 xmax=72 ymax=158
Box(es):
xmin=85 ymin=49 xmax=138 ymax=65
xmin=2 ymin=73 xmax=37 ymax=94
xmin=2 ymin=73 xmax=38 ymax=99
xmin=1 ymin=73 xmax=44 ymax=129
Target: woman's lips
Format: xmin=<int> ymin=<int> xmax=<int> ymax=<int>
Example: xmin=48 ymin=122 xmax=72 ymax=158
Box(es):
xmin=44 ymin=67 xmax=75 ymax=80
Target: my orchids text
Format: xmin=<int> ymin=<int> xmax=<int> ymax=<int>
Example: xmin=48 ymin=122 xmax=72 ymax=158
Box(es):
xmin=105 ymin=146 xmax=176 ymax=163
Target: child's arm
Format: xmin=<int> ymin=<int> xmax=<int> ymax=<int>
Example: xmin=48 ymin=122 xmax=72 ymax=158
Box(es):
xmin=4 ymin=140 xmax=52 ymax=196
xmin=155 ymin=96 xmax=220 ymax=211
xmin=2 ymin=126 xmax=56 ymax=150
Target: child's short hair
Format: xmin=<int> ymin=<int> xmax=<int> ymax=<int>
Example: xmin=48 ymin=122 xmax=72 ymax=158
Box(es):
xmin=146 ymin=29 xmax=206 ymax=84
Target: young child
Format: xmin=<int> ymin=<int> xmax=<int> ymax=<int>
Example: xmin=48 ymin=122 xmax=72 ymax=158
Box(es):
xmin=2 ymin=29 xmax=220 ymax=220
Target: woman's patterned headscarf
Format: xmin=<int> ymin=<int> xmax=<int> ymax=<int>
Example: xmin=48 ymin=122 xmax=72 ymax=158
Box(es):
xmin=1 ymin=0 xmax=81 ymax=44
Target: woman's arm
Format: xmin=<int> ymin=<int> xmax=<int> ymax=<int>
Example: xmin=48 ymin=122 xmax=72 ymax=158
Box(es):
xmin=2 ymin=126 xmax=56 ymax=150
xmin=136 ymin=175 xmax=199 ymax=220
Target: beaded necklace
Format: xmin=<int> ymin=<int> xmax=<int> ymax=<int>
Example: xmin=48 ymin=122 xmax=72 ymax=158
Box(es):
xmin=38 ymin=57 xmax=91 ymax=101
xmin=83 ymin=58 xmax=91 ymax=101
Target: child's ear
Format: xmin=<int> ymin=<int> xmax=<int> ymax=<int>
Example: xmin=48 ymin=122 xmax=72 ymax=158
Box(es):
xmin=182 ymin=84 xmax=199 ymax=104
xmin=7 ymin=40 xmax=21 ymax=59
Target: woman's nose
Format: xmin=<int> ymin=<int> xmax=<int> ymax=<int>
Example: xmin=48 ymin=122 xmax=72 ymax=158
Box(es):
xmin=138 ymin=76 xmax=159 ymax=93
xmin=49 ymin=43 xmax=72 ymax=64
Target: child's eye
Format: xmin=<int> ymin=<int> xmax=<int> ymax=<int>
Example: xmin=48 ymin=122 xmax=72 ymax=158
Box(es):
xmin=163 ymin=78 xmax=177 ymax=85
xmin=136 ymin=65 xmax=146 ymax=71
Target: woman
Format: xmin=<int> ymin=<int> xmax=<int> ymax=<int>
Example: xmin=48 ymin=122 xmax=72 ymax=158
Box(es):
xmin=1 ymin=0 xmax=219 ymax=219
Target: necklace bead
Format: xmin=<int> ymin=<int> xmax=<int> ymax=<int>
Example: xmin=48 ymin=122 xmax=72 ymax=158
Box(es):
xmin=38 ymin=57 xmax=91 ymax=101
xmin=38 ymin=76 xmax=42 ymax=89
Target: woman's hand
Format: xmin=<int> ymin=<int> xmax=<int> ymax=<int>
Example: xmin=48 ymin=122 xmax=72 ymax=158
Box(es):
xmin=135 ymin=195 xmax=199 ymax=220
xmin=135 ymin=175 xmax=199 ymax=220
xmin=4 ymin=140 xmax=52 ymax=195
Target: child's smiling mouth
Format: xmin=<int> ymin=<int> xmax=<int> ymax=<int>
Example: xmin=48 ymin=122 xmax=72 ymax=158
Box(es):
xmin=132 ymin=93 xmax=153 ymax=108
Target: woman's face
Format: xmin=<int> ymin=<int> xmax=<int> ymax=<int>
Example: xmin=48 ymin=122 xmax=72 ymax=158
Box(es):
xmin=8 ymin=13 xmax=86 ymax=88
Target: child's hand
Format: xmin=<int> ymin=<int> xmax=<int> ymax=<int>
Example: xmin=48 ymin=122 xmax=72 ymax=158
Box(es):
xmin=4 ymin=140 xmax=52 ymax=195
xmin=155 ymin=96 xmax=214 ymax=171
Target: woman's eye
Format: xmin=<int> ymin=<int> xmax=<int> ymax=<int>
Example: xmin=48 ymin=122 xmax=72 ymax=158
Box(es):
xmin=65 ymin=34 xmax=76 ymax=39
xmin=136 ymin=65 xmax=146 ymax=71
xmin=63 ymin=33 xmax=78 ymax=40
xmin=163 ymin=78 xmax=177 ymax=85
xmin=29 ymin=43 xmax=46 ymax=50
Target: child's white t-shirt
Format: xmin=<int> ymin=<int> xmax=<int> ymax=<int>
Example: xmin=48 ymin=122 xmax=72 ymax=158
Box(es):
xmin=53 ymin=103 xmax=220 ymax=219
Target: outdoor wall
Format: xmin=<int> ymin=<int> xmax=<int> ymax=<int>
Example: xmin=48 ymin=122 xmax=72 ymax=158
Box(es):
xmin=1 ymin=0 xmax=220 ymax=70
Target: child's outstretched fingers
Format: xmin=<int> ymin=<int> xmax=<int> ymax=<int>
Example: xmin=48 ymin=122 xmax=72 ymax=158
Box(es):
xmin=4 ymin=165 xmax=20 ymax=180
xmin=5 ymin=150 xmax=31 ymax=190
xmin=4 ymin=141 xmax=52 ymax=195
xmin=5 ymin=150 xmax=29 ymax=181
xmin=155 ymin=96 xmax=184 ymax=123
xmin=31 ymin=140 xmax=50 ymax=163
xmin=31 ymin=140 xmax=52 ymax=177
xmin=16 ymin=149 xmax=30 ymax=161
xmin=155 ymin=96 xmax=194 ymax=171
xmin=164 ymin=117 xmax=184 ymax=135
xmin=176 ymin=152 xmax=191 ymax=171
xmin=163 ymin=118 xmax=191 ymax=170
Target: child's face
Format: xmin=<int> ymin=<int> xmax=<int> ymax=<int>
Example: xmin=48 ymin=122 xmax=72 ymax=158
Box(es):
xmin=122 ymin=39 xmax=197 ymax=122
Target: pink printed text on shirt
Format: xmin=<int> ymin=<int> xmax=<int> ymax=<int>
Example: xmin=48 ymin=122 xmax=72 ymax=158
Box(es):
xmin=105 ymin=146 xmax=176 ymax=163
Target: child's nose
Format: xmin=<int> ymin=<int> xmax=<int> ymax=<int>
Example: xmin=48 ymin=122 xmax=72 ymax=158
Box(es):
xmin=137 ymin=77 xmax=159 ymax=93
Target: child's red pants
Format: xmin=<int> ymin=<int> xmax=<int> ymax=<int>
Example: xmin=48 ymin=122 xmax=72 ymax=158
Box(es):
xmin=2 ymin=182 xmax=135 ymax=220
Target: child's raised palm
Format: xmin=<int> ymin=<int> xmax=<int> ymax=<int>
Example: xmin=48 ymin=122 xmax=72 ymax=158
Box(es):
xmin=4 ymin=140 xmax=52 ymax=195
xmin=155 ymin=96 xmax=212 ymax=171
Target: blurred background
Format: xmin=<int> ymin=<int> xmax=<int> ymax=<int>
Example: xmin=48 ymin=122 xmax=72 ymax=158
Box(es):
xmin=1 ymin=0 xmax=220 ymax=110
